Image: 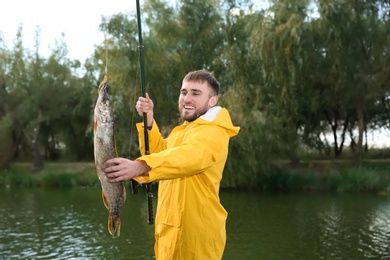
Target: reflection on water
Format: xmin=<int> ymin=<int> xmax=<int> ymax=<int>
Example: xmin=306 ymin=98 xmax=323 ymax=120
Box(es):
xmin=222 ymin=192 xmax=390 ymax=260
xmin=1 ymin=188 xmax=389 ymax=259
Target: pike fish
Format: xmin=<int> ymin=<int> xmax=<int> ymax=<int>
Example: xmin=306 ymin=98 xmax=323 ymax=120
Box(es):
xmin=94 ymin=76 xmax=126 ymax=237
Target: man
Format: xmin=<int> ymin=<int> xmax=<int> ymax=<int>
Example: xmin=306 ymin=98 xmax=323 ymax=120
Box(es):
xmin=104 ymin=70 xmax=240 ymax=259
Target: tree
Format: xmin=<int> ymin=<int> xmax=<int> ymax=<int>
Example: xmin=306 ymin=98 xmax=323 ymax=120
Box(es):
xmin=315 ymin=0 xmax=390 ymax=162
xmin=250 ymin=0 xmax=315 ymax=165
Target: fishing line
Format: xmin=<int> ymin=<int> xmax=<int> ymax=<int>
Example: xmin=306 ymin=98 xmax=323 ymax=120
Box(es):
xmin=105 ymin=39 xmax=108 ymax=76
xmin=100 ymin=38 xmax=109 ymax=88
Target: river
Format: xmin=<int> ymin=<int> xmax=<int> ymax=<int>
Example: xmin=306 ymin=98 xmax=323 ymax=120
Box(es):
xmin=1 ymin=188 xmax=389 ymax=259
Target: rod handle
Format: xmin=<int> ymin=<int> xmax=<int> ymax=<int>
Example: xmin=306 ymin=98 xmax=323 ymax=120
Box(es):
xmin=146 ymin=183 xmax=154 ymax=224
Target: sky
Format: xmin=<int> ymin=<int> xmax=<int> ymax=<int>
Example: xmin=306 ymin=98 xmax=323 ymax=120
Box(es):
xmin=0 ymin=0 xmax=138 ymax=61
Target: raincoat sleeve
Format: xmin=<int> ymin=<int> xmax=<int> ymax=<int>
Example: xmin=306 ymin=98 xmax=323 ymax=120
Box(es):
xmin=136 ymin=124 xmax=230 ymax=182
xmin=136 ymin=120 xmax=167 ymax=155
xmin=133 ymin=121 xmax=167 ymax=184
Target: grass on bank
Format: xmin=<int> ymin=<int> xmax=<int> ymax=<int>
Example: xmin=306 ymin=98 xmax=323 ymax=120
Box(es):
xmin=0 ymin=161 xmax=390 ymax=194
xmin=0 ymin=162 xmax=99 ymax=188
xmin=267 ymin=160 xmax=390 ymax=193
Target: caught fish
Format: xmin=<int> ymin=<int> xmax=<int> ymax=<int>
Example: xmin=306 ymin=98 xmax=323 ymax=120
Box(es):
xmin=94 ymin=76 xmax=126 ymax=237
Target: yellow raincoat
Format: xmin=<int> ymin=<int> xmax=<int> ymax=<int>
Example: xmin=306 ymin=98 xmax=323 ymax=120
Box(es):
xmin=136 ymin=106 xmax=240 ymax=260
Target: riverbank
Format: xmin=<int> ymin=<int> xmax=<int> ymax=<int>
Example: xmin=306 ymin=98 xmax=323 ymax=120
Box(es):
xmin=1 ymin=161 xmax=390 ymax=194
xmin=265 ymin=159 xmax=390 ymax=193
xmin=0 ymin=162 xmax=99 ymax=189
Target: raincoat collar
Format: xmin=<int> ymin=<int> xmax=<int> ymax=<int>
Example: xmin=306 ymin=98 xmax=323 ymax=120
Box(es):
xmin=200 ymin=106 xmax=222 ymax=122
xmin=182 ymin=106 xmax=239 ymax=137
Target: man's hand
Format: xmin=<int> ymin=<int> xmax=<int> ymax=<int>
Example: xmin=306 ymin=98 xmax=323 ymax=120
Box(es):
xmin=135 ymin=92 xmax=154 ymax=128
xmin=104 ymin=157 xmax=150 ymax=182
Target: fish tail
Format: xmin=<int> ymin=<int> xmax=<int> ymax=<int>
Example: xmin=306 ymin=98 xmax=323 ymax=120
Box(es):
xmin=108 ymin=213 xmax=121 ymax=237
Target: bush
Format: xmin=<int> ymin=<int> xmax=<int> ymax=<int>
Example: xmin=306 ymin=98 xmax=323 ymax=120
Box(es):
xmin=0 ymin=169 xmax=38 ymax=187
xmin=41 ymin=172 xmax=74 ymax=188
xmin=326 ymin=167 xmax=384 ymax=193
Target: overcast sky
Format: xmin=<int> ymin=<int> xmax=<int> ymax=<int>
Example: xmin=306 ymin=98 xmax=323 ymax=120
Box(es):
xmin=0 ymin=0 xmax=137 ymax=61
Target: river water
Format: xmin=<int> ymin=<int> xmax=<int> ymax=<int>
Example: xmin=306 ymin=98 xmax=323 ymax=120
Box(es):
xmin=1 ymin=188 xmax=389 ymax=259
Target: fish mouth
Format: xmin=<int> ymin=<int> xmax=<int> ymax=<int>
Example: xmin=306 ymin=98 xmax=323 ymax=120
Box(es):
xmin=98 ymin=75 xmax=108 ymax=93
xmin=99 ymin=83 xmax=108 ymax=93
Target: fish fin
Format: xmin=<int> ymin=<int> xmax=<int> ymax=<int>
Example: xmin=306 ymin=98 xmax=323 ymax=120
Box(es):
xmin=102 ymin=191 xmax=109 ymax=210
xmin=113 ymin=130 xmax=118 ymax=157
xmin=123 ymin=184 xmax=126 ymax=204
xmin=93 ymin=119 xmax=98 ymax=135
xmin=108 ymin=214 xmax=121 ymax=237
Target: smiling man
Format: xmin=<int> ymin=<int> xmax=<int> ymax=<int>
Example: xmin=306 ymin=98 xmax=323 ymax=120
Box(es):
xmin=104 ymin=70 xmax=240 ymax=259
xmin=179 ymin=73 xmax=218 ymax=122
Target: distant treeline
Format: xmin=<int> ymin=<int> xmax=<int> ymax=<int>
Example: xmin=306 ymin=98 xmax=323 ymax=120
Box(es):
xmin=1 ymin=0 xmax=390 ymax=188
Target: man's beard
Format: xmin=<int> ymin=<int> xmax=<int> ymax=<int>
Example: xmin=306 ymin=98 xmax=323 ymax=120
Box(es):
xmin=179 ymin=103 xmax=209 ymax=122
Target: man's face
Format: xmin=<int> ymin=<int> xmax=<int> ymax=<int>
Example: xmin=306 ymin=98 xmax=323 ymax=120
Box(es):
xmin=178 ymin=80 xmax=218 ymax=122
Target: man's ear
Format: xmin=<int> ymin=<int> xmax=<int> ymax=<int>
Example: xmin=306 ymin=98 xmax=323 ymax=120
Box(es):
xmin=209 ymin=95 xmax=218 ymax=108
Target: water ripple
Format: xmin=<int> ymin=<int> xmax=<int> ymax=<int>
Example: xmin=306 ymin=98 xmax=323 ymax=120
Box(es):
xmin=1 ymin=189 xmax=389 ymax=259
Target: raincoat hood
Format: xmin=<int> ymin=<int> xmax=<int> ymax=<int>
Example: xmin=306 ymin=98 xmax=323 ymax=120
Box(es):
xmin=190 ymin=106 xmax=240 ymax=137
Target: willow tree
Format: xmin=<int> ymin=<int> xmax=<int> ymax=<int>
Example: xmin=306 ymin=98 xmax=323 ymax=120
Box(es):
xmin=175 ymin=0 xmax=225 ymax=72
xmin=211 ymin=1 xmax=276 ymax=187
xmin=0 ymin=38 xmax=13 ymax=167
xmin=250 ymin=0 xmax=316 ymax=165
xmin=142 ymin=0 xmax=184 ymax=129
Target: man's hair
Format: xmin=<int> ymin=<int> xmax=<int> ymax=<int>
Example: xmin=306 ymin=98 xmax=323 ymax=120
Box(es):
xmin=183 ymin=70 xmax=220 ymax=96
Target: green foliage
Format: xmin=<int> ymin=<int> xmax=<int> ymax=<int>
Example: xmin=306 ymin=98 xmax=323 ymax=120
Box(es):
xmin=0 ymin=169 xmax=38 ymax=187
xmin=41 ymin=172 xmax=74 ymax=188
xmin=257 ymin=169 xmax=317 ymax=192
xmin=0 ymin=163 xmax=100 ymax=188
xmin=0 ymin=26 xmax=96 ymax=165
xmin=0 ymin=115 xmax=13 ymax=167
xmin=326 ymin=167 xmax=389 ymax=193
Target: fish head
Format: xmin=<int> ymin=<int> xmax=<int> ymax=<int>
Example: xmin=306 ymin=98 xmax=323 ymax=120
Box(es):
xmin=96 ymin=83 xmax=114 ymax=123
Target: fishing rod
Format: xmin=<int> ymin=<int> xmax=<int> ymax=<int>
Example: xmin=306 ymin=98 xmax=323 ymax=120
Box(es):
xmin=132 ymin=0 xmax=154 ymax=225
